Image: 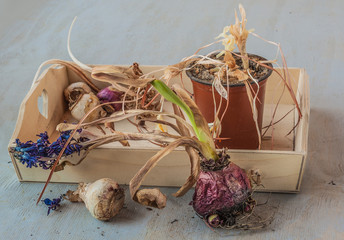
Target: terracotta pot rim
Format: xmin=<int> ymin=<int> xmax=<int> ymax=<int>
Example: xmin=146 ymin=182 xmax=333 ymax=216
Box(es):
xmin=185 ymin=53 xmax=273 ymax=88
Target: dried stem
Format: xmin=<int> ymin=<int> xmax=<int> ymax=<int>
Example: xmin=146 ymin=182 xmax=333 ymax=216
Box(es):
xmin=57 ymin=109 xmax=196 ymax=137
xmin=32 ymin=59 xmax=99 ymax=92
xmin=129 ymin=137 xmax=202 ymax=204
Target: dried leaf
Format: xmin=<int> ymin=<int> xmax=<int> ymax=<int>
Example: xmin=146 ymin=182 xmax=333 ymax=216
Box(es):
xmin=231 ymin=69 xmax=249 ymax=81
xmin=91 ymin=65 xmax=153 ymax=88
xmin=243 ymin=80 xmax=261 ymax=148
xmin=104 ymin=121 xmax=130 ymax=147
xmin=229 ymin=4 xmax=250 ymax=69
xmin=223 ymin=51 xmax=236 ymax=69
xmin=129 ymin=137 xmax=202 ymax=208
xmin=163 ymin=59 xmax=197 ymax=81
xmin=138 ymin=117 xmax=181 ymax=135
xmin=55 ymin=136 xmax=115 ymax=172
xmin=33 ymin=59 xmax=99 ymax=92
xmin=172 ymin=104 xmax=200 ymax=197
xmin=172 ymin=84 xmax=216 ymax=152
xmin=67 ymin=17 xmax=92 ymax=73
xmin=55 ymin=130 xmax=184 ymax=172
xmin=111 ymin=83 xmax=136 ymax=96
xmin=57 ymin=109 xmax=196 ymax=137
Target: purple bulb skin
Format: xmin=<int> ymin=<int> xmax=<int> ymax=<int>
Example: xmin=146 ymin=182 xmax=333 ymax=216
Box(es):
xmin=192 ymin=162 xmax=251 ymax=217
xmin=97 ymin=87 xmax=123 ymax=111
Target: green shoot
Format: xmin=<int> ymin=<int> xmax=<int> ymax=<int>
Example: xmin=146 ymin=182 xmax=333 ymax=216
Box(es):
xmin=151 ymin=80 xmax=218 ymax=160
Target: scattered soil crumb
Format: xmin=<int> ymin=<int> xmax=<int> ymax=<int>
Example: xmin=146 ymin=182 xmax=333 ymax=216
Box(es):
xmin=101 ymin=231 xmax=105 ymax=236
xmin=97 ymin=227 xmax=100 ymax=229
xmin=50 ymin=190 xmax=52 ymax=192
xmin=328 ymin=180 xmax=336 ymax=185
xmin=157 ymin=213 xmax=159 ymax=216
xmin=146 ymin=207 xmax=153 ymax=211
xmin=8 ymin=161 xmax=11 ymax=164
xmin=171 ymin=219 xmax=178 ymax=224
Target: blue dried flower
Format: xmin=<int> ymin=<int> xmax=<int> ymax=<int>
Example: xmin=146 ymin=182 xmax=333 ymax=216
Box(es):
xmin=42 ymin=195 xmax=64 ymax=215
xmin=12 ymin=130 xmax=82 ymax=169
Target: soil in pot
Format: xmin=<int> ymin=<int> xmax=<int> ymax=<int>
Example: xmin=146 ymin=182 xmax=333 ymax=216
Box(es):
xmin=186 ymin=53 xmax=273 ymax=150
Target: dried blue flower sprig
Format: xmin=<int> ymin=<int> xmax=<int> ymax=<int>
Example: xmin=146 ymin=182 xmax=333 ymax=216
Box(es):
xmin=42 ymin=195 xmax=64 ymax=215
xmin=12 ymin=130 xmax=82 ymax=170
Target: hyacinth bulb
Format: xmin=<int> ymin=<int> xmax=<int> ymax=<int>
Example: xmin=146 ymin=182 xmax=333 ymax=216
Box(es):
xmin=64 ymin=82 xmax=106 ymax=122
xmin=192 ymin=161 xmax=252 ymax=220
xmin=97 ymin=87 xmax=123 ymax=111
xmin=67 ymin=178 xmax=125 ymax=221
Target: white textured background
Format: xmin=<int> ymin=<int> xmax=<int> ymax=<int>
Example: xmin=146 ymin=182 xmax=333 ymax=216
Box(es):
xmin=1 ymin=0 xmax=343 ymax=239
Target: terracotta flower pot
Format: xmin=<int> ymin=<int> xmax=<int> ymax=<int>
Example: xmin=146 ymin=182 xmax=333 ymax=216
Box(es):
xmin=186 ymin=54 xmax=273 ymax=150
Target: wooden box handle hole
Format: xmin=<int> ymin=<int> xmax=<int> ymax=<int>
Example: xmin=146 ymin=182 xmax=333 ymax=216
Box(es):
xmin=37 ymin=89 xmax=48 ymax=119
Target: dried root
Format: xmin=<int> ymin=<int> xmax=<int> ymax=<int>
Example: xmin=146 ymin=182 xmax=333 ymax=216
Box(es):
xmin=135 ymin=188 xmax=167 ymax=209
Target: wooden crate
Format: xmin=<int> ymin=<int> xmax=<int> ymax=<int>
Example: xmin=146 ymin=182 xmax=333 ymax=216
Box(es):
xmin=8 ymin=63 xmax=309 ymax=192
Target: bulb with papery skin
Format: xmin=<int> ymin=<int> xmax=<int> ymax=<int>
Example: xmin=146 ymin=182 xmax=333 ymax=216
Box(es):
xmin=70 ymin=92 xmax=106 ymax=122
xmin=64 ymin=82 xmax=107 ymax=122
xmin=66 ymin=178 xmax=125 ymax=221
xmin=97 ymin=87 xmax=123 ymax=111
xmin=192 ymin=161 xmax=252 ymax=220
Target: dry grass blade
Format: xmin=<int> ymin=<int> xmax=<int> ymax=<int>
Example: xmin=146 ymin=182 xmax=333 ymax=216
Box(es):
xmin=135 ymin=119 xmax=175 ymax=147
xmin=249 ymin=58 xmax=302 ymax=119
xmin=54 ymin=137 xmax=116 ymax=172
xmin=172 ymin=104 xmax=200 ymax=197
xmin=138 ymin=117 xmax=182 ymax=135
xmin=78 ymin=130 xmax=180 ymax=145
xmin=57 ymin=109 xmax=196 ymax=137
xmin=163 ymin=59 xmax=197 ymax=81
xmin=32 ymin=59 xmax=99 ymax=92
xmin=173 ymin=147 xmax=199 ymax=197
xmin=172 ymin=84 xmax=215 ymax=149
xmin=93 ymin=63 xmax=143 ymax=79
xmin=104 ymin=121 xmax=130 ymax=147
xmin=172 ymin=84 xmax=209 ymax=135
xmin=55 ymin=129 xmax=185 ymax=171
xmin=112 ymin=83 xmax=136 ymax=96
xmin=92 ymin=65 xmax=154 ymax=88
xmin=229 ymin=4 xmax=250 ymax=70
xmin=129 ymin=137 xmax=202 ymax=207
xmin=172 ymin=104 xmax=190 ymax=136
xmin=243 ymin=80 xmax=261 ymax=148
xmin=67 ymin=17 xmax=92 ymax=73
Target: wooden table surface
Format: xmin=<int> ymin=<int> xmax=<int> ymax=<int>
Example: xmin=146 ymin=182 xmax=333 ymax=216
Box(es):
xmin=1 ymin=0 xmax=343 ymax=239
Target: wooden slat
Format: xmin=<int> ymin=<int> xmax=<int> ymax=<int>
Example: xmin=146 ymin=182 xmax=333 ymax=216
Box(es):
xmin=295 ymin=69 xmax=310 ymax=153
xmin=15 ymin=147 xmax=304 ymax=192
